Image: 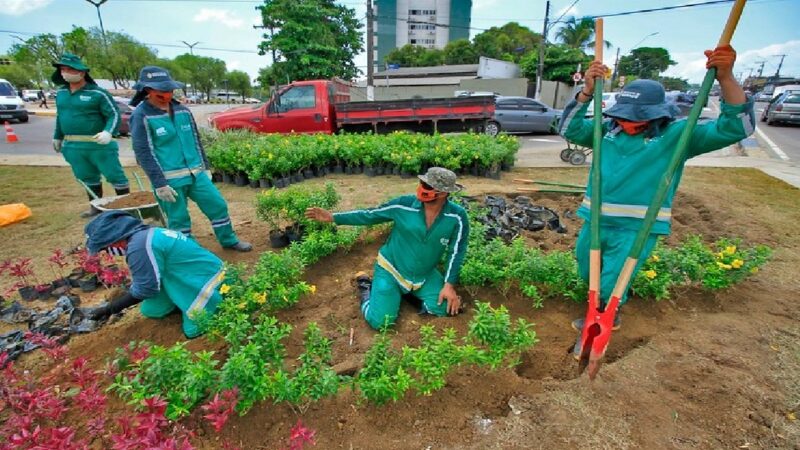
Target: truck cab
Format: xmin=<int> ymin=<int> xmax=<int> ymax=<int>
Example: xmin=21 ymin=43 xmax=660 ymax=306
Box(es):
xmin=209 ymin=80 xmax=340 ymax=134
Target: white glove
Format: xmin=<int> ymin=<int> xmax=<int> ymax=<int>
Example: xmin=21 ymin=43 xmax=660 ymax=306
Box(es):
xmin=53 ymin=139 xmax=63 ymax=153
xmin=93 ymin=130 xmax=113 ymax=145
xmin=155 ymin=185 xmax=178 ymax=203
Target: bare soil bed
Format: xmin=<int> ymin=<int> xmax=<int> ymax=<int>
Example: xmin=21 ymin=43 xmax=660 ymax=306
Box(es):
xmin=4 ymin=166 xmax=800 ymax=449
xmin=103 ymin=191 xmax=157 ymax=209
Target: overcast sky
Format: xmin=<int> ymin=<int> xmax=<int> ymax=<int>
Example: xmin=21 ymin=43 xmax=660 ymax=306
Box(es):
xmin=1 ymin=0 xmax=797 ymax=84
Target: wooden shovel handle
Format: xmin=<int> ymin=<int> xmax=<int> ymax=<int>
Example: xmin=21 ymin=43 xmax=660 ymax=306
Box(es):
xmin=718 ymin=0 xmax=746 ymax=46
xmin=594 ymin=18 xmax=604 ymax=62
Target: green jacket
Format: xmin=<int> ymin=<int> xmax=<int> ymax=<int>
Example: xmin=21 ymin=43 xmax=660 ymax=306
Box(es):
xmin=333 ymin=195 xmax=470 ymax=287
xmin=560 ymin=97 xmax=755 ymax=234
xmin=130 ymin=100 xmax=210 ymax=189
xmin=53 ymin=83 xmax=120 ymax=149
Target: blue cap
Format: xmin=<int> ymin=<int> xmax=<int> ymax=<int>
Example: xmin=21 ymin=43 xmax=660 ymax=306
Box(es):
xmin=603 ymin=79 xmax=680 ymax=122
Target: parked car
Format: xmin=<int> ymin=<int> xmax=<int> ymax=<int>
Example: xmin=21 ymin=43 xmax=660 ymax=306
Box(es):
xmin=585 ymin=92 xmax=618 ymax=117
xmin=754 ymin=90 xmax=774 ymax=102
xmin=21 ymin=90 xmax=39 ymax=102
xmin=0 ymin=79 xmax=29 ymax=123
xmin=114 ymin=99 xmax=133 ymax=136
xmin=486 ymin=96 xmax=561 ymax=136
xmin=243 ymin=97 xmax=262 ymax=104
xmin=761 ymin=92 xmax=800 ymax=126
xmin=665 ymin=92 xmax=695 ymax=118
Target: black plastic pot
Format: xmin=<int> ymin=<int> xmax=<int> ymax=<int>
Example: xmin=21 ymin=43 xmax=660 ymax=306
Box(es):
xmin=235 ymin=173 xmax=249 ymax=186
xmin=501 ymin=162 xmax=512 ymax=172
xmin=52 ymin=278 xmax=70 ymax=289
xmin=364 ymin=166 xmax=376 ymax=177
xmin=485 ymin=167 xmax=501 ymax=180
xmin=285 ymin=227 xmax=302 ymax=243
xmin=269 ymin=229 xmax=290 ymax=248
xmin=292 ymin=173 xmax=303 ymax=183
xmin=470 ymin=164 xmax=480 ymax=176
xmin=18 ymin=286 xmax=36 ymax=301
xmin=333 ymin=164 xmax=343 ymax=174
xmin=67 ymin=270 xmax=84 ymax=288
xmin=223 ymin=172 xmax=235 ymax=184
xmin=35 ymin=285 xmax=53 ymax=300
xmin=401 ymin=170 xmax=413 ymax=179
xmin=392 ymin=166 xmax=401 ymax=176
xmin=79 ymin=275 xmax=98 ymax=293
xmin=375 ymin=165 xmax=385 ymax=176
xmin=345 ymin=165 xmax=353 ymax=175
xmin=249 ymin=178 xmax=260 ymax=189
xmin=259 ymin=178 xmax=272 ymax=189
xmin=353 ymin=164 xmax=363 ymax=174
xmin=303 ymin=169 xmax=315 ymax=179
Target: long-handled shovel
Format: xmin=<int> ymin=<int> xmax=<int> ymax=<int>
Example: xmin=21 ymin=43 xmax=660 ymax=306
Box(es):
xmin=577 ymin=0 xmax=748 ymax=380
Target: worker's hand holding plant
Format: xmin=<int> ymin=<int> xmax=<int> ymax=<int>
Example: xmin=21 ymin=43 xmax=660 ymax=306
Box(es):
xmin=438 ymin=282 xmax=461 ymax=316
xmin=305 ymin=207 xmax=333 ymax=223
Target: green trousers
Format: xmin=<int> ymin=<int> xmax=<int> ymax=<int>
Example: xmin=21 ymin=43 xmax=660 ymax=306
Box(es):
xmin=156 ymin=173 xmax=239 ymax=248
xmin=62 ymin=143 xmax=129 ymax=191
xmin=575 ymin=224 xmax=659 ymax=307
xmin=139 ymin=281 xmax=223 ymax=338
xmin=362 ymin=264 xmax=448 ymax=330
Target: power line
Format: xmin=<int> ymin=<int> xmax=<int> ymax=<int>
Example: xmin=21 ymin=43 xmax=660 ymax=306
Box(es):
xmin=587 ymin=0 xmax=776 ymax=19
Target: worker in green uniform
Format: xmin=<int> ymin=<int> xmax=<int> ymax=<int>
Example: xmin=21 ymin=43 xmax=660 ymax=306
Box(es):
xmin=305 ymin=167 xmax=470 ymax=329
xmin=52 ymin=53 xmax=129 ymax=218
xmin=560 ymin=45 xmax=754 ymax=357
xmin=81 ymin=210 xmax=225 ymax=338
xmin=129 ymin=66 xmax=251 ymax=252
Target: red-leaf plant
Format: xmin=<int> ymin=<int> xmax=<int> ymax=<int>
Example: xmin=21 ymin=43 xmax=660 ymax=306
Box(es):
xmin=24 ymin=331 xmax=68 ymax=362
xmin=48 ymin=248 xmax=70 ymax=282
xmin=286 ymin=420 xmax=316 ymax=450
xmin=200 ymin=388 xmax=239 ymax=433
xmin=3 ymin=258 xmax=36 ymax=288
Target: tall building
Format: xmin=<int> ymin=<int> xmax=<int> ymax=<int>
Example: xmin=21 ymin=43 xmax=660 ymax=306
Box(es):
xmin=374 ymin=0 xmax=472 ymax=71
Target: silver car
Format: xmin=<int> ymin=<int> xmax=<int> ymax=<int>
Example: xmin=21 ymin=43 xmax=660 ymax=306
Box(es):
xmin=762 ymin=92 xmax=800 ymax=126
xmin=486 ymin=96 xmax=561 ymax=136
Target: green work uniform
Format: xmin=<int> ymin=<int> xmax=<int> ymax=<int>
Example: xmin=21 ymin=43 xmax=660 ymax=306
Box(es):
xmin=333 ymin=195 xmax=470 ymax=329
xmin=560 ymin=97 xmax=755 ymax=305
xmin=130 ymin=100 xmax=239 ymax=247
xmin=128 ymin=227 xmax=225 ymax=338
xmin=54 ymin=84 xmax=129 ymax=192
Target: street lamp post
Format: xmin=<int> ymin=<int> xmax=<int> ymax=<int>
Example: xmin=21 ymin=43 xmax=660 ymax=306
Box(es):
xmin=84 ymin=0 xmax=109 ymax=48
xmin=181 ymin=41 xmax=200 ymax=56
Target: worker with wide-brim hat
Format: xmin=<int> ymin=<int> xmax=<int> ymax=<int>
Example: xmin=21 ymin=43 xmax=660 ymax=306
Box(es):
xmin=52 ymin=52 xmax=129 ymax=218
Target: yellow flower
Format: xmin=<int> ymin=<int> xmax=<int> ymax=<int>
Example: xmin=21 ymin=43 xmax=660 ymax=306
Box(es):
xmin=649 ymin=255 xmax=660 ymax=263
xmin=219 ymin=284 xmax=231 ymax=294
xmin=724 ymin=245 xmax=737 ymax=256
xmin=309 ymin=285 xmax=317 ymax=294
xmin=716 ymin=262 xmax=732 ymax=270
xmin=731 ymin=259 xmax=744 ymax=269
xmin=716 ymin=252 xmax=725 ymax=259
xmin=750 ymin=267 xmax=759 ymax=274
xmin=644 ymin=269 xmax=657 ymax=280
xmin=255 ymin=292 xmax=267 ymax=304
xmin=237 ymin=302 xmax=246 ymax=310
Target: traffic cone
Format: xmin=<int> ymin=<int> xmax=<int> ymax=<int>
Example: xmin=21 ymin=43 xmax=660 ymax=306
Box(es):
xmin=4 ymin=122 xmax=18 ymax=143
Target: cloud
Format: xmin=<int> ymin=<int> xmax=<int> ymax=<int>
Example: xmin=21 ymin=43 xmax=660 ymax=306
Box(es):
xmin=193 ymin=8 xmax=245 ymax=28
xmin=473 ymin=0 xmax=500 ymax=10
xmin=1 ymin=0 xmax=53 ymax=16
xmin=663 ymin=40 xmax=800 ymax=83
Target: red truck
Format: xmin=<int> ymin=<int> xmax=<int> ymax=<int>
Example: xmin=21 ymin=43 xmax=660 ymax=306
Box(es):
xmin=208 ymin=79 xmax=495 ymax=134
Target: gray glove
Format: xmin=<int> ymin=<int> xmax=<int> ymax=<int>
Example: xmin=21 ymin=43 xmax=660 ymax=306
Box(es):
xmin=93 ymin=130 xmax=113 ymax=145
xmin=53 ymin=139 xmax=63 ymax=153
xmin=155 ymin=185 xmax=178 ymax=203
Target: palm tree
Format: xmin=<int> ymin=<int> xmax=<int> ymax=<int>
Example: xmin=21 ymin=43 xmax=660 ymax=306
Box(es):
xmin=555 ymin=16 xmax=611 ymax=52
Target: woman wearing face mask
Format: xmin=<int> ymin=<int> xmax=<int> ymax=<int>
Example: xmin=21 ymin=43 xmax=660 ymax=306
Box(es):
xmin=305 ymin=167 xmax=470 ymax=329
xmin=559 ymin=45 xmax=754 ymax=358
xmin=129 ymin=66 xmax=252 ymax=252
xmin=52 ymin=53 xmax=130 ymax=218
xmin=77 ymin=210 xmax=227 ymax=338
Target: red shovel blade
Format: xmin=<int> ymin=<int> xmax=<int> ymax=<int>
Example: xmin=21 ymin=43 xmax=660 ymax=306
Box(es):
xmin=578 ymin=293 xmax=621 ymax=380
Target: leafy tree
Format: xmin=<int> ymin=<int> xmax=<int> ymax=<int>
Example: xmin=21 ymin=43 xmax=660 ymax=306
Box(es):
xmin=472 ymin=22 xmax=541 ymax=62
xmin=443 ymin=39 xmax=479 ymax=65
xmin=257 ymin=0 xmax=363 ymax=81
xmin=618 ymin=47 xmax=676 ymax=80
xmin=174 ymin=54 xmax=227 ymax=100
xmin=659 ymin=76 xmax=689 ymax=91
xmin=554 ymin=16 xmax=611 ymax=52
xmin=85 ymin=29 xmax=157 ymax=88
xmin=227 ymin=70 xmax=253 ymax=102
xmin=385 ymin=44 xmax=444 ymax=67
xmin=520 ymin=44 xmax=591 ymax=84
xmin=0 ymin=60 xmax=34 ymax=88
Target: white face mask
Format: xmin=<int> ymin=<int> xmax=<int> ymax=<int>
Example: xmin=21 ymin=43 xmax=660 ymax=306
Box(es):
xmin=61 ymin=71 xmax=84 ymax=83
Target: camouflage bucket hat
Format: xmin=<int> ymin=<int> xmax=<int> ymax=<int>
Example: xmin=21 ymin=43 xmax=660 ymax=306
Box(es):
xmin=418 ymin=167 xmax=463 ymax=193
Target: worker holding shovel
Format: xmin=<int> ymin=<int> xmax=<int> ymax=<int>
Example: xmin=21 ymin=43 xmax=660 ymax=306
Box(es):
xmin=560 ymin=45 xmax=754 ymax=360
xmin=129 ymin=66 xmax=251 ymax=252
xmin=305 ymin=167 xmax=469 ymax=329
xmin=77 ymin=210 xmax=226 ymax=338
xmin=52 ymin=53 xmax=130 ymax=218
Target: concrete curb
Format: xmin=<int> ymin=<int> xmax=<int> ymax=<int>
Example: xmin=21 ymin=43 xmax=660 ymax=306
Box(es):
xmin=737 ymin=137 xmax=769 ymax=158
xmin=28 ymin=110 xmax=57 ymax=117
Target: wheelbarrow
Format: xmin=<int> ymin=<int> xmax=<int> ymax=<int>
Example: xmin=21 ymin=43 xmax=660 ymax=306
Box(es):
xmin=559 ymin=140 xmax=592 ymax=166
xmin=79 ymin=174 xmax=166 ymax=226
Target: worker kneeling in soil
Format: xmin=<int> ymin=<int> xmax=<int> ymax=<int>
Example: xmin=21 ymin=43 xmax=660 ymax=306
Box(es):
xmin=51 ymin=53 xmax=130 ymax=218
xmin=560 ymin=45 xmax=754 ymax=357
xmin=129 ymin=66 xmax=251 ymax=252
xmin=81 ymin=210 xmax=225 ymax=338
xmin=305 ymin=167 xmax=469 ymax=329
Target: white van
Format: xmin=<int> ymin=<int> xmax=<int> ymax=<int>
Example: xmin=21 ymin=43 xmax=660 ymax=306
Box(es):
xmin=772 ymin=84 xmax=800 ymax=99
xmin=0 ymin=79 xmax=29 ymax=123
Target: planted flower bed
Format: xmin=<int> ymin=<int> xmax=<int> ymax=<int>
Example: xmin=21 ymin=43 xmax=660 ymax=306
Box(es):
xmin=203 ymin=130 xmax=520 ymax=188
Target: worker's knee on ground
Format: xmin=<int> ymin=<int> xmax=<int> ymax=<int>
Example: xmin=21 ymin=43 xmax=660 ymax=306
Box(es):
xmin=140 ymin=298 xmax=178 ymax=318
xmin=422 ymin=299 xmax=448 ymax=317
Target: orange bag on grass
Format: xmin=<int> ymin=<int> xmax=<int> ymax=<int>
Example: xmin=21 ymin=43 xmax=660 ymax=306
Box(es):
xmin=0 ymin=204 xmax=32 ymax=227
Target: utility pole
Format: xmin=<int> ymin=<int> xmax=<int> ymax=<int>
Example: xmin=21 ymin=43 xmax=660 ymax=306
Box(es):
xmin=755 ymin=60 xmax=766 ymax=78
xmin=84 ymin=0 xmax=113 ymax=87
xmin=610 ymin=47 xmax=621 ymax=90
xmin=181 ymin=41 xmax=200 ymax=56
xmin=366 ymin=0 xmax=375 ymax=100
xmin=773 ymin=54 xmax=787 ymax=81
xmin=535 ymin=1 xmax=550 ymax=100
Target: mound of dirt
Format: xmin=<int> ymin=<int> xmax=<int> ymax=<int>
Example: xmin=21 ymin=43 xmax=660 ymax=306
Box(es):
xmin=104 ymin=191 xmax=157 ymax=209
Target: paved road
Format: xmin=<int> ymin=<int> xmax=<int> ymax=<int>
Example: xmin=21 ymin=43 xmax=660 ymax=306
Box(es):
xmin=753 ymin=100 xmax=800 ymax=162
